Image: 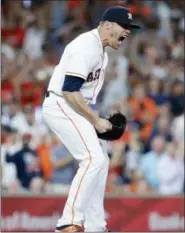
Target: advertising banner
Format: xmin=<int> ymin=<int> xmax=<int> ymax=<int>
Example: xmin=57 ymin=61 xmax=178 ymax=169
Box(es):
xmin=2 ymin=196 xmax=184 ymax=232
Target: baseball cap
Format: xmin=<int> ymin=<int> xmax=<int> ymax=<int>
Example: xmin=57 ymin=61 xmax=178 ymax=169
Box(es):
xmin=102 ymin=6 xmax=140 ymax=29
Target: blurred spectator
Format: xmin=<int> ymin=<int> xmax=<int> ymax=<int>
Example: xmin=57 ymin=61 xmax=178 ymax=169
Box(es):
xmin=1 ymin=98 xmax=26 ymax=131
xmin=1 ymin=126 xmax=21 ymax=193
xmin=171 ymin=112 xmax=184 ymax=144
xmin=108 ymin=119 xmax=130 ymax=188
xmin=158 ymin=142 xmax=184 ymax=195
xmin=148 ymin=78 xmax=169 ymax=105
xmin=139 ymin=136 xmax=166 ymax=190
xmin=1 ymin=37 xmax=16 ymax=62
xmin=44 ymin=135 xmax=75 ymax=194
xmin=146 ymin=115 xmax=173 ymax=152
xmin=50 ymin=1 xmax=67 ymax=31
xmin=128 ymin=1 xmax=151 ymax=19
xmin=125 ymin=130 xmax=141 ymax=173
xmin=125 ymin=170 xmax=152 ymax=194
xmin=169 ymin=80 xmax=184 ymax=117
xmin=20 ymin=105 xmax=48 ymax=148
xmin=36 ymin=135 xmax=52 ymax=181
xmin=20 ymin=78 xmax=45 ymax=108
xmin=128 ymin=84 xmax=157 ymax=142
xmin=100 ymin=56 xmax=129 ymax=116
xmin=158 ymin=102 xmax=171 ymax=119
xmin=156 ymin=1 xmax=173 ymax=42
xmin=1 ymin=15 xmax=25 ymax=49
xmin=55 ymin=2 xmax=87 ymax=52
xmin=107 ymin=127 xmax=141 ymax=192
xmin=171 ymin=31 xmax=184 ymax=60
xmin=23 ymin=19 xmax=46 ymax=59
xmin=6 ymin=133 xmax=45 ymax=193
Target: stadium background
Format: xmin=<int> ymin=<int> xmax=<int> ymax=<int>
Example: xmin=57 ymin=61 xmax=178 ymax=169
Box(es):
xmin=1 ymin=0 xmax=184 ymax=232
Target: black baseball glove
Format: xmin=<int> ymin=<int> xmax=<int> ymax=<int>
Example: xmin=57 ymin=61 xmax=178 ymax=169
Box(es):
xmin=96 ymin=112 xmax=127 ymax=141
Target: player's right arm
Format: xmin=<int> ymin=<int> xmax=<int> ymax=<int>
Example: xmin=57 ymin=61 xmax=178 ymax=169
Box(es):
xmin=61 ymin=45 xmax=111 ymax=133
xmin=63 ymin=90 xmax=111 ymax=133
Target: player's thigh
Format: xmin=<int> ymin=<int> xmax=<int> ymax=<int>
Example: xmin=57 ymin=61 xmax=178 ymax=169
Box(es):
xmin=42 ymin=106 xmax=105 ymax=162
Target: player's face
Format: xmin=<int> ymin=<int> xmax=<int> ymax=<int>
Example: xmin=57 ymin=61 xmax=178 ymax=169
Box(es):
xmin=109 ymin=23 xmax=131 ymax=49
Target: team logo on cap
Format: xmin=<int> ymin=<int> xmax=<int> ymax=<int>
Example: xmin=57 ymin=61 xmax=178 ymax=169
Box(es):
xmin=128 ymin=13 xmax=132 ymax=19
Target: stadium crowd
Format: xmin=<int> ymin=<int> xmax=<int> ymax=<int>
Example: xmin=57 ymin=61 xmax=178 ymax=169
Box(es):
xmin=1 ymin=0 xmax=184 ymax=195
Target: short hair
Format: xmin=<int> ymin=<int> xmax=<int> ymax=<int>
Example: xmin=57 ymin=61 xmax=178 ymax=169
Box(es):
xmin=99 ymin=20 xmax=110 ymax=26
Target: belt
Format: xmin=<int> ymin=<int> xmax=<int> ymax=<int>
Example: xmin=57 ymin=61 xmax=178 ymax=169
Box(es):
xmin=45 ymin=91 xmax=63 ymax=98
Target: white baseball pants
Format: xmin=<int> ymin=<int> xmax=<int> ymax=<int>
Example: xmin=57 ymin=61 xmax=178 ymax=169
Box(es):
xmin=42 ymin=93 xmax=109 ymax=231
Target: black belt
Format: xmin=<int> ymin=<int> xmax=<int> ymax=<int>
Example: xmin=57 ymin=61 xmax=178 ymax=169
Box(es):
xmin=45 ymin=91 xmax=63 ymax=98
xmin=45 ymin=91 xmax=50 ymax=97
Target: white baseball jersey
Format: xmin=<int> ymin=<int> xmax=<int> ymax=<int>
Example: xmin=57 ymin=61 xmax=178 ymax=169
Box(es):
xmin=47 ymin=29 xmax=108 ymax=104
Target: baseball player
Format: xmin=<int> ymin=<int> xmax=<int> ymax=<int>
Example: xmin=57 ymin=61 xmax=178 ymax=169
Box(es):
xmin=42 ymin=6 xmax=140 ymax=232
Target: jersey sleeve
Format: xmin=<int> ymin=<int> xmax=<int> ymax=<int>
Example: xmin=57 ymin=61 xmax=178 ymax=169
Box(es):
xmin=65 ymin=44 xmax=96 ymax=80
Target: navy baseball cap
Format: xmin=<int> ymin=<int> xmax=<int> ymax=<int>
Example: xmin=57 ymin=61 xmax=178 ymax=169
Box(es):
xmin=102 ymin=6 xmax=140 ymax=29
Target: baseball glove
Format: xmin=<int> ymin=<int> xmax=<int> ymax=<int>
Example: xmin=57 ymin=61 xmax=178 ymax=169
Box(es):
xmin=96 ymin=112 xmax=127 ymax=141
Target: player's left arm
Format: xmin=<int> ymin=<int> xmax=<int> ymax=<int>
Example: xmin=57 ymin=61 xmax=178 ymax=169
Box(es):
xmin=62 ymin=83 xmax=100 ymax=126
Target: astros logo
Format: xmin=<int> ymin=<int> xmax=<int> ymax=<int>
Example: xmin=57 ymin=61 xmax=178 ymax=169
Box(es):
xmin=128 ymin=13 xmax=132 ymax=19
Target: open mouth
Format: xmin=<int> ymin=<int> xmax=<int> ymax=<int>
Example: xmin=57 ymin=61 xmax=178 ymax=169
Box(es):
xmin=118 ymin=36 xmax=126 ymax=42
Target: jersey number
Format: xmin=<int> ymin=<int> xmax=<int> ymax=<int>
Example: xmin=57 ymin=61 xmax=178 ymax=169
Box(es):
xmin=86 ymin=69 xmax=101 ymax=82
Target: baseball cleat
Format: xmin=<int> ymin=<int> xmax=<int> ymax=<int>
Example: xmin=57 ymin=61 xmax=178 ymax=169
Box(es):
xmin=55 ymin=224 xmax=83 ymax=232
